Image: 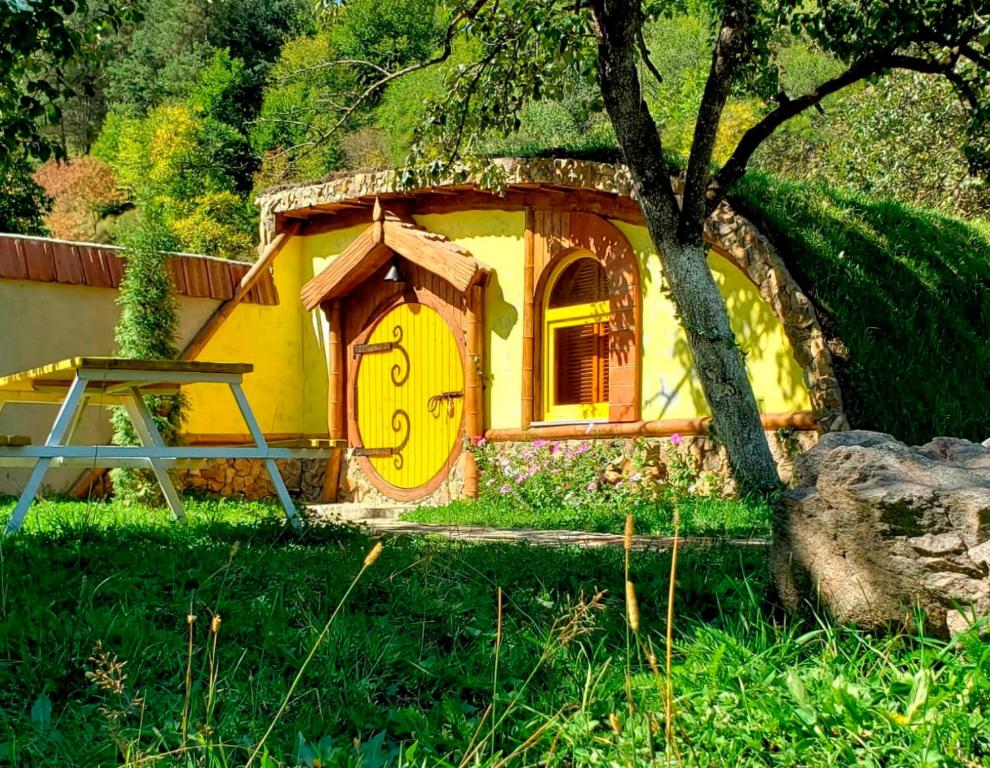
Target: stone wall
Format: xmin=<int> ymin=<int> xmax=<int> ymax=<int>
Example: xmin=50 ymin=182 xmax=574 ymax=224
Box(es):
xmin=175 ymin=429 xmax=814 ymax=504
xmin=336 ymin=451 xmax=467 ymax=506
xmin=180 ymin=458 xmax=327 ymax=502
xmin=176 ymin=452 xmax=467 ymax=505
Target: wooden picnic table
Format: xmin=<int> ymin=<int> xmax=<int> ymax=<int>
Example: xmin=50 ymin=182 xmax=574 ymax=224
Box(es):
xmin=0 ymin=357 xmax=340 ymax=534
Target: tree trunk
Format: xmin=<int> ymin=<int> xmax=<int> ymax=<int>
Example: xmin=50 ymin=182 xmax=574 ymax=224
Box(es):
xmin=592 ymin=0 xmax=780 ymax=495
xmin=649 ymin=238 xmax=780 ymax=494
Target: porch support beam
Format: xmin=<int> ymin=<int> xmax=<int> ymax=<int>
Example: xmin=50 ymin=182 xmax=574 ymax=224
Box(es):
xmin=521 ymin=206 xmax=536 ymax=429
xmin=463 ymin=280 xmax=486 ymax=498
xmin=323 ymin=299 xmax=345 ymax=502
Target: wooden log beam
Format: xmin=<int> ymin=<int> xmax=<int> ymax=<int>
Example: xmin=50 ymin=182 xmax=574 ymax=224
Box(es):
xmin=323 ymin=300 xmax=345 ymax=502
xmin=521 ymin=207 xmax=535 ymax=430
xmin=181 ymin=222 xmax=300 ymax=361
xmin=463 ymin=281 xmax=485 ymax=498
xmin=485 ymin=411 xmax=817 ymax=442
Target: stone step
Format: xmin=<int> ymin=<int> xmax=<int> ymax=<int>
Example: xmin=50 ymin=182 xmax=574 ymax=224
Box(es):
xmin=305 ymin=502 xmax=412 ymax=523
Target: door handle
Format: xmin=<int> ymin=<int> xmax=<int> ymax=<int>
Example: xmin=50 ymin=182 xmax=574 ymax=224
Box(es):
xmin=427 ymin=391 xmax=463 ymax=417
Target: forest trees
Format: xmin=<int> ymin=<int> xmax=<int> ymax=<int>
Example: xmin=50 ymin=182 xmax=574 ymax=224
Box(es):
xmin=0 ymin=0 xmax=134 ymax=233
xmin=289 ymin=0 xmax=990 ymax=493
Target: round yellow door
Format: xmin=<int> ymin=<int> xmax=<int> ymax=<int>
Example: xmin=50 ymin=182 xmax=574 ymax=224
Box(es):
xmin=355 ymin=303 xmax=464 ymax=491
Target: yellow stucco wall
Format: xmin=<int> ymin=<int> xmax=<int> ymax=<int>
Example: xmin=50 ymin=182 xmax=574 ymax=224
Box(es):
xmin=184 ymin=237 xmax=330 ymax=435
xmin=0 ymin=279 xmax=219 ymax=493
xmin=412 ymin=212 xmax=527 ymax=430
xmin=614 ymin=221 xmax=810 ymax=419
xmin=181 ymin=208 xmax=809 ymax=438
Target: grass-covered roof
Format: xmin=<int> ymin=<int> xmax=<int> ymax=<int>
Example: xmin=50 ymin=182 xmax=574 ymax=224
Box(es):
xmin=734 ymin=174 xmax=990 ymax=444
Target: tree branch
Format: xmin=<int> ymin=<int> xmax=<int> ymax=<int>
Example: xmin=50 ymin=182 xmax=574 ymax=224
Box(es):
xmin=960 ymin=43 xmax=990 ymax=70
xmin=678 ymin=0 xmax=756 ymax=243
xmin=591 ymin=0 xmax=680 ymax=239
xmin=277 ymin=58 xmax=391 ymax=84
xmin=707 ymin=48 xmax=980 ymax=210
xmin=288 ymin=0 xmax=492 ymax=166
xmin=708 ymin=57 xmax=888 ymax=210
xmin=636 ymin=20 xmax=663 ymax=87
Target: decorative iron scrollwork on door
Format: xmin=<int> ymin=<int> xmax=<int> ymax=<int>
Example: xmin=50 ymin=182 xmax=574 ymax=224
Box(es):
xmin=353 ymin=324 xmax=412 ymax=468
xmin=352 ymin=409 xmax=410 ymax=468
xmin=354 ymin=325 xmax=409 ymax=387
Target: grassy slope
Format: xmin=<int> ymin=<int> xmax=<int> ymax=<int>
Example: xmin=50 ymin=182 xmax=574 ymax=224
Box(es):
xmin=1 ymin=498 xmax=988 ymax=766
xmin=734 ymin=174 xmax=990 ymax=444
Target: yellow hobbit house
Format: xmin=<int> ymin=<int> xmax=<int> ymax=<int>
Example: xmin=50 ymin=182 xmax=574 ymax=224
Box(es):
xmin=175 ymin=159 xmax=846 ymax=502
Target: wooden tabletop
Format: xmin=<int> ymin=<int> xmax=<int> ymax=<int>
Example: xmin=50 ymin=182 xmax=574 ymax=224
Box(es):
xmin=0 ymin=357 xmax=254 ymax=394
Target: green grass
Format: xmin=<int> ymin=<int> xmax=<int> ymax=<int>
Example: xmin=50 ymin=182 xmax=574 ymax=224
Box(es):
xmin=403 ymin=495 xmax=771 ymax=539
xmin=734 ymin=174 xmax=990 ymax=445
xmin=1 ymin=497 xmax=988 ymax=766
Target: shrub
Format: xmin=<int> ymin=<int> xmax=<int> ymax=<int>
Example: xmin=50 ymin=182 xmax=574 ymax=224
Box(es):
xmin=34 ymin=156 xmax=126 ymax=240
xmin=110 ymin=215 xmax=186 ymax=503
xmin=0 ymin=155 xmax=50 ymax=235
xmin=470 ymin=435 xmax=705 ymax=517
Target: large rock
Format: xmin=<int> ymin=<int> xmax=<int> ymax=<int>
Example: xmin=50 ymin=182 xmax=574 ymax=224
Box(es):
xmin=774 ymin=430 xmax=990 ymax=637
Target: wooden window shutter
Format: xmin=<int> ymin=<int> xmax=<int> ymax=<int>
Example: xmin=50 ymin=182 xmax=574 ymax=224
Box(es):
xmin=554 ymin=322 xmax=609 ymax=405
xmin=549 ymin=258 xmax=607 ymax=308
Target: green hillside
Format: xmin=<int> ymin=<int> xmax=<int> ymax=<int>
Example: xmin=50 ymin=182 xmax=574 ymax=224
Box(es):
xmin=734 ymin=174 xmax=990 ymax=444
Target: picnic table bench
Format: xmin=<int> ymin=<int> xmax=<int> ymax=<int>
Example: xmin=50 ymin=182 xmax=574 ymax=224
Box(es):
xmin=0 ymin=357 xmax=341 ymax=534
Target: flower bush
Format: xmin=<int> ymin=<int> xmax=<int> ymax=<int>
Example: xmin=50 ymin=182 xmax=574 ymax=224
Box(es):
xmin=470 ymin=435 xmax=707 ymax=518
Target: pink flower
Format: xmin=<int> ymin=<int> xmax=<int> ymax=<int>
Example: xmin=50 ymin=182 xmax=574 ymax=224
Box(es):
xmin=549 ymin=443 xmax=561 ymax=455
xmin=499 ymin=484 xmax=511 ymax=494
xmin=471 ymin=436 xmax=487 ymax=447
xmin=670 ymin=433 xmax=683 ymax=447
xmin=534 ymin=439 xmax=548 ymax=448
xmin=586 ymin=481 xmax=598 ymax=491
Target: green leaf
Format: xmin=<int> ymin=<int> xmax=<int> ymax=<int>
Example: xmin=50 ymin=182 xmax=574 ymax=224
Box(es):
xmin=30 ymin=693 xmax=52 ymax=730
xmin=905 ymin=669 xmax=931 ymax=723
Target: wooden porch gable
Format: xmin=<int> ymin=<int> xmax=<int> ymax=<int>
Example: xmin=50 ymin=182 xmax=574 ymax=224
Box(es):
xmin=300 ymin=203 xmax=489 ymax=310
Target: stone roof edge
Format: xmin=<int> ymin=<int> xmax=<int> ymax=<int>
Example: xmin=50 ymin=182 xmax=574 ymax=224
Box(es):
xmin=255 ymin=157 xmax=639 ymax=218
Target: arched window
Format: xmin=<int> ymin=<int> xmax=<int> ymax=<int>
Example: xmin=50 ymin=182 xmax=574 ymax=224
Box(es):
xmin=543 ymin=255 xmax=609 ymax=421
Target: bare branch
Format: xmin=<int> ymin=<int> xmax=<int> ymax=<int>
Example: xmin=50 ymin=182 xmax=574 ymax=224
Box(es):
xmin=287 ymin=0 xmax=492 ymax=166
xmin=705 ymin=48 xmax=981 ymax=212
xmin=276 ymin=58 xmax=391 ymax=84
xmin=959 ymin=43 xmax=990 ymax=70
xmin=636 ymin=21 xmax=663 ymax=87
xmin=707 ymin=55 xmax=888 ymax=211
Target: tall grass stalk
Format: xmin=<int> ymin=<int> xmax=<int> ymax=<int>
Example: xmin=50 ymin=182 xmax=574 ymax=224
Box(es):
xmin=664 ymin=502 xmax=682 ymax=765
xmin=462 ymin=590 xmax=605 ymax=766
xmin=205 ymin=613 xmax=221 ymax=730
xmin=623 ymin=513 xmax=637 ymax=767
xmin=245 ymin=540 xmax=384 ymax=767
xmin=491 ymin=586 xmax=503 ymax=758
xmin=180 ymin=603 xmax=196 ymax=743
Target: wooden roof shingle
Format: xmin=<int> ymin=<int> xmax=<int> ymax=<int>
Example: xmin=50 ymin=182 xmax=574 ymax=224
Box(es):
xmin=0 ymin=234 xmax=279 ymax=305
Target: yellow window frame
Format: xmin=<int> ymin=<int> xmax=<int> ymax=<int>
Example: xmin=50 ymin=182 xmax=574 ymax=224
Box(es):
xmin=543 ymin=299 xmax=610 ymax=422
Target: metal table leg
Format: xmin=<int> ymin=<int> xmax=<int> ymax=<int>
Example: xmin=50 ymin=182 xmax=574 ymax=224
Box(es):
xmin=228 ymin=381 xmax=301 ymax=528
xmin=122 ymin=387 xmax=187 ymax=521
xmin=3 ymin=375 xmax=89 ymax=535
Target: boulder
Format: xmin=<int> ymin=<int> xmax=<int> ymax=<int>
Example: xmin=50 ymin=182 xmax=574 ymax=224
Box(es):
xmin=774 ymin=430 xmax=990 ymax=637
